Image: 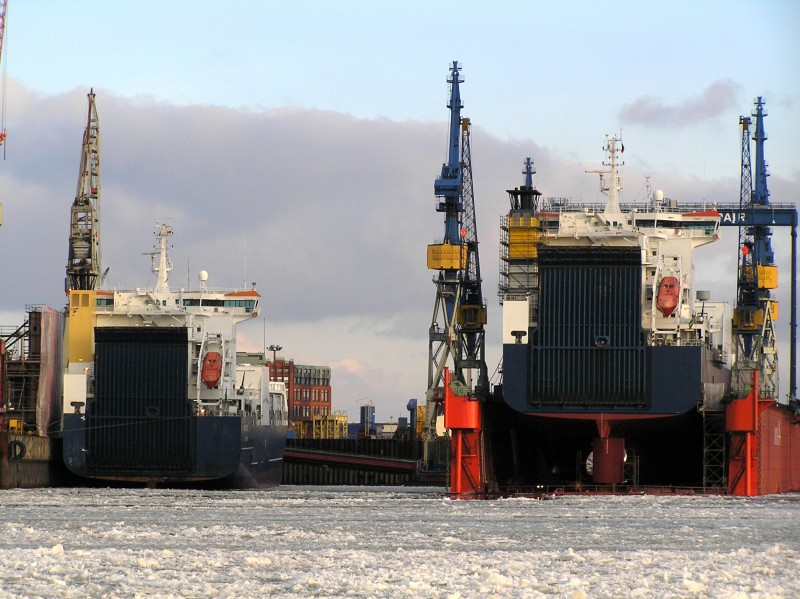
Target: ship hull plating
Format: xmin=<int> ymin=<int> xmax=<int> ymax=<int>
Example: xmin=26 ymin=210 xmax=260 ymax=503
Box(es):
xmin=63 ymin=414 xmax=286 ymax=488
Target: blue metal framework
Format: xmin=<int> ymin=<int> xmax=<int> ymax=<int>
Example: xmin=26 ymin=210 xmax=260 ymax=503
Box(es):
xmin=729 ymin=98 xmax=795 ymax=402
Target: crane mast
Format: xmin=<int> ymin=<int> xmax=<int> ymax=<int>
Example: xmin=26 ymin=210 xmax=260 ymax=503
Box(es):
xmin=458 ymin=117 xmax=488 ymax=396
xmin=0 ymin=0 xmax=7 ymax=148
xmin=66 ymin=90 xmax=102 ymax=291
xmin=733 ymin=98 xmax=778 ymax=401
xmin=0 ymin=0 xmax=8 ymax=227
xmin=424 ymin=62 xmax=488 ymax=442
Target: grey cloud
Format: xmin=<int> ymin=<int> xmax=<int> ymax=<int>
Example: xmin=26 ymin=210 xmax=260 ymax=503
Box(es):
xmin=619 ymin=80 xmax=743 ymax=127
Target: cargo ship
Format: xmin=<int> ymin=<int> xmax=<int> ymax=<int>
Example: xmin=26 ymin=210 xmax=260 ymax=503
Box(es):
xmin=1 ymin=307 xmax=70 ymax=488
xmin=493 ymin=139 xmax=734 ymax=491
xmin=445 ymin=136 xmax=799 ymax=496
xmin=61 ymin=223 xmax=288 ymax=488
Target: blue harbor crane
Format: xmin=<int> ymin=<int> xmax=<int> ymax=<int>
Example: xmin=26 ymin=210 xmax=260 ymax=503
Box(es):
xmin=732 ymin=98 xmax=779 ymax=402
xmin=424 ymin=62 xmax=489 ymax=444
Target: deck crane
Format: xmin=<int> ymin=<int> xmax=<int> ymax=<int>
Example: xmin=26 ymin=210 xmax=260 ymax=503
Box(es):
xmin=423 ymin=61 xmax=489 ymax=474
xmin=66 ymin=90 xmax=102 ymax=291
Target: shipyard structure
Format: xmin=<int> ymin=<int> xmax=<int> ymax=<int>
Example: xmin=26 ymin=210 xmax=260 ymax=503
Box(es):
xmin=425 ymin=63 xmax=799 ymax=497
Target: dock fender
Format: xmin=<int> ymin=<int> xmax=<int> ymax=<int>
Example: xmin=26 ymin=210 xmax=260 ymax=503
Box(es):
xmin=9 ymin=439 xmax=26 ymax=460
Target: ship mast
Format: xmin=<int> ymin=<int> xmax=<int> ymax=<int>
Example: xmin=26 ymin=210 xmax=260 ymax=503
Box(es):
xmin=586 ymin=135 xmax=624 ymax=217
xmin=66 ymin=90 xmax=102 ymax=291
xmin=152 ymin=223 xmax=173 ymax=294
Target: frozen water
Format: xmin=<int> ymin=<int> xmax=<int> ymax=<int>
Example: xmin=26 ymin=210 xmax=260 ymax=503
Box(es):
xmin=0 ymin=487 xmax=798 ymax=598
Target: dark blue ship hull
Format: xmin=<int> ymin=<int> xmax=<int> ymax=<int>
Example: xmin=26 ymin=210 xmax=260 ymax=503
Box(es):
xmin=61 ymin=325 xmax=286 ymax=488
xmin=63 ymin=413 xmax=286 ymax=488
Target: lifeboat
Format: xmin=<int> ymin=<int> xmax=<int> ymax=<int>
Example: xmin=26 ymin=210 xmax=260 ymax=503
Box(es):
xmin=656 ymin=276 xmax=680 ymax=316
xmin=201 ymin=351 xmax=222 ymax=389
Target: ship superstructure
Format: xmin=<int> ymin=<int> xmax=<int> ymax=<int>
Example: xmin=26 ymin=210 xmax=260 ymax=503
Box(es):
xmin=62 ymin=224 xmax=288 ymax=487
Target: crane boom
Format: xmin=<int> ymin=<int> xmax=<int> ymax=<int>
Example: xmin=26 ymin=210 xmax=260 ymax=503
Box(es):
xmin=66 ymin=90 xmax=102 ymax=291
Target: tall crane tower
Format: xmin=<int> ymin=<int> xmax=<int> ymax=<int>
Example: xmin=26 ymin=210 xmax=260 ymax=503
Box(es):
xmin=66 ymin=90 xmax=102 ymax=291
xmin=726 ymin=97 xmax=786 ymax=496
xmin=0 ymin=0 xmax=7 ymax=149
xmin=424 ymin=62 xmax=488 ymax=443
xmin=732 ymin=98 xmax=778 ymax=400
xmin=0 ymin=0 xmax=9 ymax=227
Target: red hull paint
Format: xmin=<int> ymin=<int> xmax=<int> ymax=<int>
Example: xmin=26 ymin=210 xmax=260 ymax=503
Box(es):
xmin=444 ymin=369 xmax=484 ymax=496
xmin=727 ymin=369 xmax=800 ymax=496
xmin=754 ymin=404 xmax=800 ymax=494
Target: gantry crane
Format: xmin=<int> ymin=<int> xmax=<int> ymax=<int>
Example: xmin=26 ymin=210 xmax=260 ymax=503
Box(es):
xmin=66 ymin=90 xmax=102 ymax=291
xmin=423 ymin=61 xmax=488 ymax=463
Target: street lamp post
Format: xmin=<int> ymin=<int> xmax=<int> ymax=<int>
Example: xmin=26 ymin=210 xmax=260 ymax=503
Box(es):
xmin=267 ymin=344 xmax=282 ymax=381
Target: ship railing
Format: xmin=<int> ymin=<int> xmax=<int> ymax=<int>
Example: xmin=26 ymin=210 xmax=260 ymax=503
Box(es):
xmin=197 ymin=408 xmax=249 ymax=418
xmin=651 ymin=336 xmax=704 ymax=347
xmin=538 ymin=198 xmax=797 ymax=215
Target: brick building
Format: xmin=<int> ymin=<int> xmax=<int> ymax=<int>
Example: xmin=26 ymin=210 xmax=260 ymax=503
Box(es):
xmin=267 ymin=357 xmax=332 ymax=438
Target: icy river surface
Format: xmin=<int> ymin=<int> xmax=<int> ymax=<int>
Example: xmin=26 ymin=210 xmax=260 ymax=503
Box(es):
xmin=1 ymin=486 xmax=798 ymax=598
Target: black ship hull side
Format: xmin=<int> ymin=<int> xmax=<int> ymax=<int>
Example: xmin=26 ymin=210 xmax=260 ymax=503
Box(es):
xmin=503 ymin=343 xmax=724 ymax=415
xmin=63 ymin=413 xmax=287 ymax=488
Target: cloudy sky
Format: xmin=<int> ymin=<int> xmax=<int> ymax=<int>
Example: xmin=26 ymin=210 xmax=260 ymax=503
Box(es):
xmin=0 ymin=1 xmax=798 ymax=421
